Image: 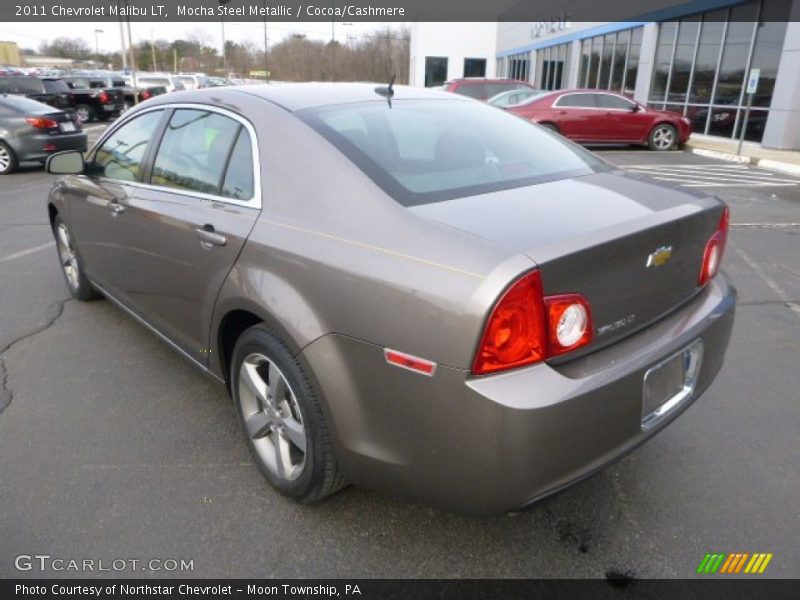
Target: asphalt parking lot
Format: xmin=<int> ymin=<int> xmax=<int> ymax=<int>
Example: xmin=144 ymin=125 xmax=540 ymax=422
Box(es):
xmin=1 ymin=132 xmax=798 ymax=580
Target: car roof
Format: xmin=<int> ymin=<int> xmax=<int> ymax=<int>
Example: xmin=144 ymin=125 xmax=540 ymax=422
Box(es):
xmin=146 ymin=82 xmax=458 ymax=112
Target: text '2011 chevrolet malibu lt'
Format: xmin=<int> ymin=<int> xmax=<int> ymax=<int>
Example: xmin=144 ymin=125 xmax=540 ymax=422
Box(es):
xmin=45 ymin=83 xmax=735 ymax=515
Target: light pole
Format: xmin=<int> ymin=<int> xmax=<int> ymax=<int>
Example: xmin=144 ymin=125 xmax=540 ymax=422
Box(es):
xmin=218 ymin=0 xmax=229 ymax=75
xmin=264 ymin=0 xmax=269 ymax=81
xmin=94 ymin=29 xmax=104 ymax=56
xmin=117 ymin=13 xmax=127 ymax=70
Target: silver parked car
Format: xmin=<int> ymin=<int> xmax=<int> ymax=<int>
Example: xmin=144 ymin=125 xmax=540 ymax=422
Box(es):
xmin=45 ymin=83 xmax=735 ymax=515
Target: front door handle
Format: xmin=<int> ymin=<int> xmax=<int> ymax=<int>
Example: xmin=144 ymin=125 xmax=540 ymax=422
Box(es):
xmin=109 ymin=202 xmax=125 ymax=216
xmin=195 ymin=225 xmax=227 ymax=248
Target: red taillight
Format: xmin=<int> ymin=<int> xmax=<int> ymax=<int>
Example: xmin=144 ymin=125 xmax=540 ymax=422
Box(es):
xmin=544 ymin=294 xmax=593 ymax=357
xmin=98 ymin=91 xmax=109 ymax=104
xmin=25 ymin=117 xmax=58 ymax=129
xmin=472 ymin=270 xmax=547 ymax=375
xmin=141 ymin=90 xmax=151 ymax=100
xmin=472 ymin=271 xmax=594 ymax=375
xmin=698 ymin=206 xmax=730 ymax=286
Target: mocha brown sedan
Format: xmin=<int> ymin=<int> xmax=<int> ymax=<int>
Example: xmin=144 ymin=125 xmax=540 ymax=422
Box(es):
xmin=45 ymin=83 xmax=735 ymax=515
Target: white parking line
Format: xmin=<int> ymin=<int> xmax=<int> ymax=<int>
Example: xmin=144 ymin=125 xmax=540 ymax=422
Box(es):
xmin=0 ymin=241 xmax=55 ymax=264
xmin=736 ymin=248 xmax=800 ymax=319
xmin=621 ymin=163 xmax=799 ymax=188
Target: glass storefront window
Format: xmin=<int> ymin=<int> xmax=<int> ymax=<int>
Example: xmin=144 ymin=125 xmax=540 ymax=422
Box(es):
xmin=598 ymin=34 xmax=615 ymax=89
xmin=651 ymin=22 xmax=678 ymax=103
xmin=610 ymin=30 xmax=629 ymax=93
xmin=577 ymin=26 xmax=642 ymax=95
xmin=714 ymin=4 xmax=758 ymax=107
xmin=648 ymin=0 xmax=788 ymax=143
xmin=689 ymin=12 xmax=726 ymax=105
xmin=533 ymin=42 xmax=571 ymax=90
xmin=668 ymin=16 xmax=700 ymax=104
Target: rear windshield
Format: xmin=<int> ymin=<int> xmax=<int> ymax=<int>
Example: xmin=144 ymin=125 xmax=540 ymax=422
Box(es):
xmin=0 ymin=94 xmax=55 ymax=114
xmin=298 ymin=99 xmax=606 ymax=206
xmin=42 ymin=79 xmax=71 ymax=93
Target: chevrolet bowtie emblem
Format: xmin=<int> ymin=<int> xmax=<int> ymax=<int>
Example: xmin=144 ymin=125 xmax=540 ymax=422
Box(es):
xmin=646 ymin=246 xmax=673 ymax=268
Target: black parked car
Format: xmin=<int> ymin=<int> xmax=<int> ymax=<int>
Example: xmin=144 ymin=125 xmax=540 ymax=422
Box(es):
xmin=0 ymin=94 xmax=86 ymax=174
xmin=63 ymin=75 xmax=125 ymax=123
xmin=0 ymin=75 xmax=74 ymax=111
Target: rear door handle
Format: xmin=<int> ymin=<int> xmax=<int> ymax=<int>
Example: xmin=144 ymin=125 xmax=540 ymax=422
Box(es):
xmin=195 ymin=225 xmax=227 ymax=248
xmin=109 ymin=202 xmax=125 ymax=216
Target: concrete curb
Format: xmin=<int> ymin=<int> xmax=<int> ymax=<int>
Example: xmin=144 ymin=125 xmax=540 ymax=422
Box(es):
xmin=686 ymin=145 xmax=800 ymax=176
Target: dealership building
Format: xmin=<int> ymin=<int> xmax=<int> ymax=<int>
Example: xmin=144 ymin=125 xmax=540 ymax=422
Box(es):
xmin=410 ymin=0 xmax=800 ymax=149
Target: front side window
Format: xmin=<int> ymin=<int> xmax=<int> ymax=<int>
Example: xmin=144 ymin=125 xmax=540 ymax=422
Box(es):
xmin=93 ymin=110 xmax=164 ymax=182
xmin=150 ymin=109 xmax=244 ymax=197
xmin=597 ymin=94 xmax=635 ymax=110
xmin=300 ymin=99 xmax=606 ymax=206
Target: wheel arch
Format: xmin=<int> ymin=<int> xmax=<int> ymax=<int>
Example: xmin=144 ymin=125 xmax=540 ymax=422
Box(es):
xmin=213 ymin=300 xmax=315 ymax=391
xmin=47 ymin=202 xmax=59 ymax=230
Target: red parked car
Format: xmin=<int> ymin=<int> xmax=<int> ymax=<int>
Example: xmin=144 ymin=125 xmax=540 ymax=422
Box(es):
xmin=444 ymin=78 xmax=536 ymax=102
xmin=506 ymin=89 xmax=692 ymax=151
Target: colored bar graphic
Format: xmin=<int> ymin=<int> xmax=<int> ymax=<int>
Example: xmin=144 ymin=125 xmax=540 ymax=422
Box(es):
xmin=758 ymin=554 xmax=773 ymax=573
xmin=698 ymin=552 xmax=772 ymax=575
xmin=734 ymin=553 xmax=749 ymax=573
xmin=719 ymin=554 xmax=736 ymax=574
xmin=697 ymin=554 xmax=712 ymax=573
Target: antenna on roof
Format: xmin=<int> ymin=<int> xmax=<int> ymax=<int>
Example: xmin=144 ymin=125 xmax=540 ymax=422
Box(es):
xmin=374 ymin=74 xmax=396 ymax=108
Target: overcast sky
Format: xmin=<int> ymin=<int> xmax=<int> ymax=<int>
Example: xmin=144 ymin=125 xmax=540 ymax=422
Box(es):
xmin=0 ymin=21 xmax=406 ymax=53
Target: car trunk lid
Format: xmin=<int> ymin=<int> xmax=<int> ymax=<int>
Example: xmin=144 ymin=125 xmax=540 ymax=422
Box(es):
xmin=409 ymin=171 xmax=725 ymax=355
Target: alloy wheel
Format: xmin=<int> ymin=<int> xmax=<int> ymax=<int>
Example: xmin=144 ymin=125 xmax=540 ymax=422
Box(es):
xmin=652 ymin=125 xmax=675 ymax=150
xmin=238 ymin=353 xmax=307 ymax=482
xmin=56 ymin=223 xmax=80 ymax=291
xmin=75 ymin=107 xmax=90 ymax=123
xmin=0 ymin=145 xmax=10 ymax=172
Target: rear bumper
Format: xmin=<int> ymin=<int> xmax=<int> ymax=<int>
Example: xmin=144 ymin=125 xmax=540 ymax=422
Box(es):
xmin=12 ymin=132 xmax=88 ymax=162
xmin=300 ymin=274 xmax=736 ymax=515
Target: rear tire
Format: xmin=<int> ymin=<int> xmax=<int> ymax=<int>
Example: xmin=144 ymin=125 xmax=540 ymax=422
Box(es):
xmin=0 ymin=141 xmax=19 ymax=175
xmin=231 ymin=325 xmax=346 ymax=503
xmin=75 ymin=104 xmax=94 ymax=124
xmin=52 ymin=215 xmax=101 ymax=301
xmin=648 ymin=123 xmax=677 ymax=151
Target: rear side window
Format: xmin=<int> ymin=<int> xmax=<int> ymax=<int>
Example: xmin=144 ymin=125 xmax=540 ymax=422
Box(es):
xmin=93 ymin=110 xmax=164 ymax=182
xmin=300 ymin=99 xmax=606 ymax=206
xmin=221 ymin=130 xmax=255 ymax=200
xmin=597 ymin=94 xmax=635 ymax=110
xmin=555 ymin=93 xmax=598 ymax=108
xmin=150 ymin=109 xmax=244 ymax=196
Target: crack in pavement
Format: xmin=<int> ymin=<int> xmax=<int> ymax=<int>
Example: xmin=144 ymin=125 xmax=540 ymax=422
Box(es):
xmin=0 ymin=297 xmax=71 ymax=415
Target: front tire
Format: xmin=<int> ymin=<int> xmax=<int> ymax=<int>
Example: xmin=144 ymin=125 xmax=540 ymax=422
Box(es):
xmin=0 ymin=141 xmax=19 ymax=175
xmin=648 ymin=123 xmax=677 ymax=151
xmin=53 ymin=215 xmax=101 ymax=301
xmin=231 ymin=326 xmax=345 ymax=503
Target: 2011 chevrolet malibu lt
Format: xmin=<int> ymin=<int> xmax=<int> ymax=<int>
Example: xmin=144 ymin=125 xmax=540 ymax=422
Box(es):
xmin=45 ymin=83 xmax=735 ymax=515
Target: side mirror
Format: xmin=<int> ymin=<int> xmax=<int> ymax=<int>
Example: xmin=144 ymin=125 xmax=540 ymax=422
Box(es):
xmin=46 ymin=150 xmax=84 ymax=175
xmin=630 ymin=103 xmax=642 ymax=112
